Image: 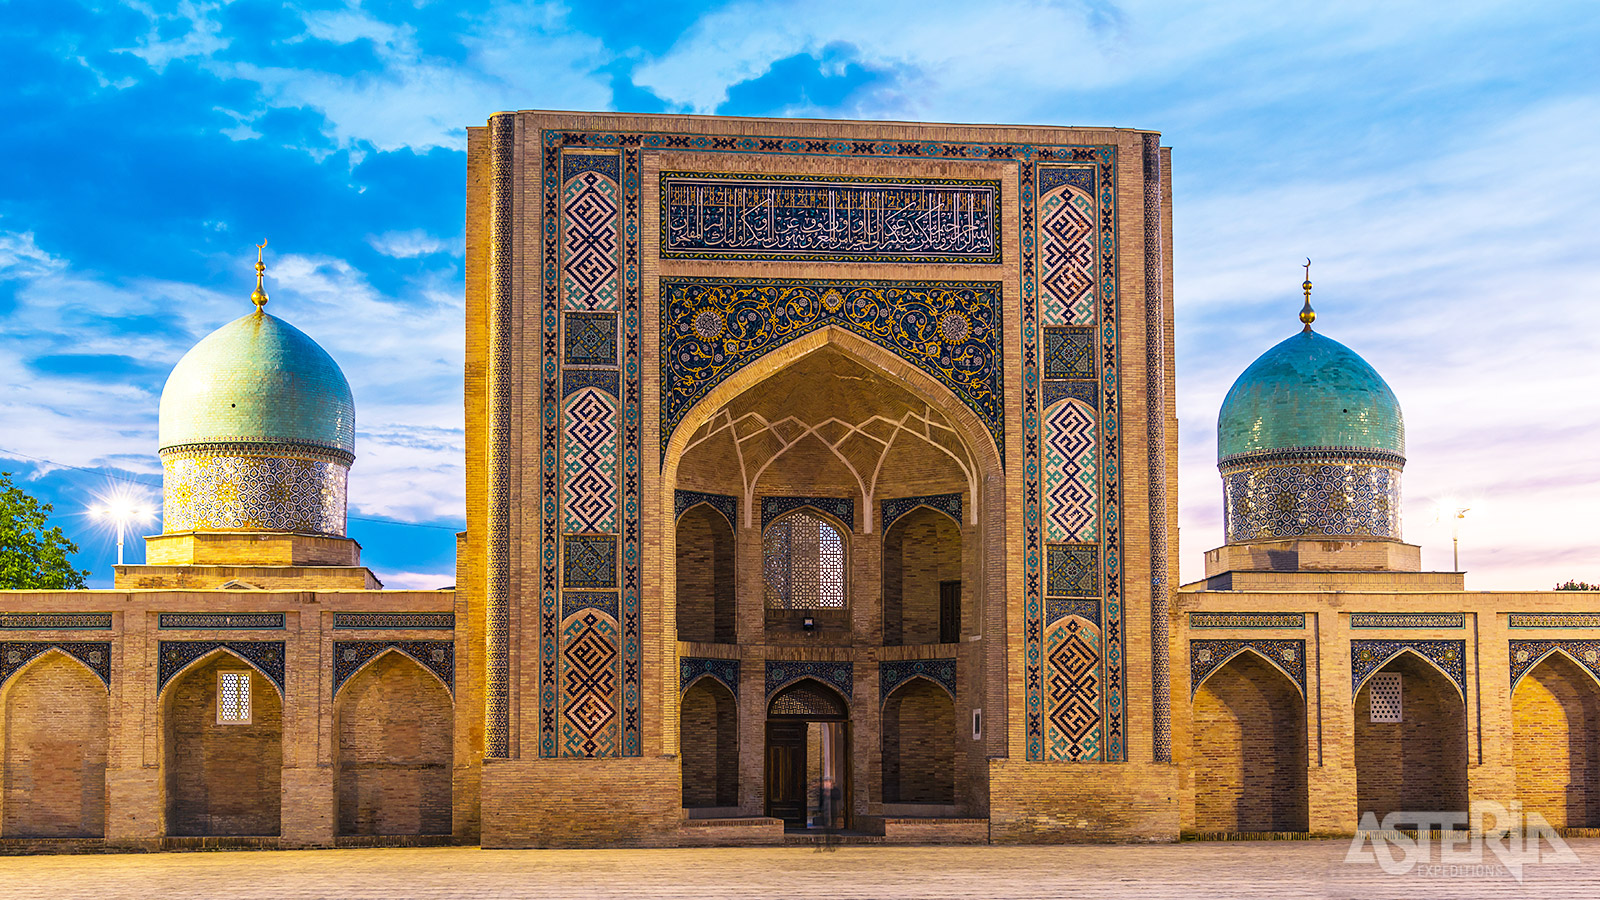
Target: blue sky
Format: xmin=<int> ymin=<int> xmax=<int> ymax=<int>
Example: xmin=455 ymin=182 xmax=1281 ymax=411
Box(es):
xmin=2 ymin=0 xmax=1596 ymax=589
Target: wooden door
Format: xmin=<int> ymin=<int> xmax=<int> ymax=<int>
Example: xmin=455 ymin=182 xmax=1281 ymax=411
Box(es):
xmin=765 ymin=721 xmax=807 ymax=826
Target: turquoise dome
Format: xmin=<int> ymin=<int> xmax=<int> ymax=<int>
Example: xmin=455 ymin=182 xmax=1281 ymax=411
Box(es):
xmin=158 ymin=310 xmax=355 ymax=456
xmin=1217 ymin=330 xmax=1402 ymax=463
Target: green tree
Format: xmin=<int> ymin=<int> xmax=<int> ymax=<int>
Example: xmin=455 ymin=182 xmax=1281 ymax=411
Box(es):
xmin=0 ymin=471 xmax=88 ymax=589
xmin=1556 ymin=580 xmax=1600 ymax=591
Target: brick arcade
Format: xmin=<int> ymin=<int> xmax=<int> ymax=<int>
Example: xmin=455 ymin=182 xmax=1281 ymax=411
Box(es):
xmin=0 ymin=111 xmax=1596 ymax=850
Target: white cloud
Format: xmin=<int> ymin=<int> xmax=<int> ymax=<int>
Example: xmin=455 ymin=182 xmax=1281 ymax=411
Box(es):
xmin=368 ymin=229 xmax=452 ymax=259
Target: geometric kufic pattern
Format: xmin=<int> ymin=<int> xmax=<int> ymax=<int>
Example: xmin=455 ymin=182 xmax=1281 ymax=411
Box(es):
xmin=880 ymin=493 xmax=962 ymax=532
xmin=1047 ymin=543 xmax=1099 ymax=597
xmin=156 ymin=640 xmax=285 ymax=694
xmin=1351 ymin=639 xmax=1465 ymax=698
xmin=1042 ymin=327 xmax=1095 ymax=379
xmin=562 ymin=167 xmax=620 ymax=311
xmin=765 ymin=660 xmax=853 ymax=701
xmin=562 ymin=388 xmax=619 ymax=534
xmin=0 ymin=642 xmax=111 ymax=688
xmin=879 ymin=657 xmax=957 ymax=703
xmin=1023 ymin=156 xmax=1120 ymax=763
xmin=681 ymin=656 xmax=740 ymax=698
xmin=559 ymin=610 xmax=621 ymax=758
xmin=1044 ymin=399 xmax=1097 ymax=543
xmin=1510 ymin=640 xmax=1600 ymax=690
xmin=1190 ymin=639 xmax=1306 ymax=697
xmin=332 ymin=640 xmax=454 ymax=696
xmin=1045 ymin=616 xmax=1102 ymax=761
xmin=564 ymin=312 xmax=618 ymax=366
xmin=161 ymin=452 xmax=348 ymax=536
xmin=1039 ymin=184 xmax=1098 ymax=326
xmin=563 ymin=535 xmax=617 ymax=589
xmin=1222 ymin=460 xmax=1401 ymax=541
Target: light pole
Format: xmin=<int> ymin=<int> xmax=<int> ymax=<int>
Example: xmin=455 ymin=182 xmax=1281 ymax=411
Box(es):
xmin=91 ymin=494 xmax=155 ymax=566
xmin=1451 ymin=507 xmax=1471 ymax=572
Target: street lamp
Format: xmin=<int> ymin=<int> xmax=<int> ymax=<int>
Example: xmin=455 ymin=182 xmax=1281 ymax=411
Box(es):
xmin=1451 ymin=507 xmax=1471 ymax=572
xmin=90 ymin=491 xmax=156 ymax=566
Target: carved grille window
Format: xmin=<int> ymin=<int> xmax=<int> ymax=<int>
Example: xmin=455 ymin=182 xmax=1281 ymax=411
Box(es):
xmin=763 ymin=511 xmax=847 ymax=609
xmin=1369 ymin=672 xmax=1402 ymax=723
xmin=769 ymin=680 xmax=847 ymax=718
xmin=218 ymin=671 xmax=252 ymax=724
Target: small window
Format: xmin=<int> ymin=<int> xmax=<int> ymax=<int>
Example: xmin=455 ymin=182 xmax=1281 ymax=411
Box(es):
xmin=218 ymin=671 xmax=253 ymax=724
xmin=972 ymin=708 xmax=983 ymax=740
xmin=1369 ymin=672 xmax=1402 ymax=723
xmin=763 ymin=510 xmax=847 ymax=609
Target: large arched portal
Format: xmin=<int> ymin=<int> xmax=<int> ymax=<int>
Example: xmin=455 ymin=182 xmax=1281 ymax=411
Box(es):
xmin=1513 ymin=652 xmax=1600 ymax=828
xmin=1354 ymin=653 xmax=1467 ymax=820
xmin=2 ymin=652 xmax=108 ymax=837
xmin=163 ymin=651 xmax=283 ymax=837
xmin=1190 ymin=651 xmax=1307 ymax=832
xmin=334 ymin=650 xmax=454 ymax=837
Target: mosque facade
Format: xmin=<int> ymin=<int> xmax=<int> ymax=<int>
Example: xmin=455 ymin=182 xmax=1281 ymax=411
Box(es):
xmin=0 ymin=111 xmax=1594 ymax=849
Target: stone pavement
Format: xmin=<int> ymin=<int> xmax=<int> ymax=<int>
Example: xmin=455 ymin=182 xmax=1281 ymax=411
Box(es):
xmin=2 ymin=839 xmax=1600 ymax=899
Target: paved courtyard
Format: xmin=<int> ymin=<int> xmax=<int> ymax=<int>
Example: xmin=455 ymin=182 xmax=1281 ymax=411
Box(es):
xmin=2 ymin=839 xmax=1599 ymax=899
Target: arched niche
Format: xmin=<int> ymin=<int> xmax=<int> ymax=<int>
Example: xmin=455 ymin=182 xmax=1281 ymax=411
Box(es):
xmin=882 ymin=505 xmax=962 ymax=646
xmin=334 ymin=649 xmax=454 ymax=836
xmin=162 ymin=649 xmax=283 ymax=837
xmin=680 ymin=676 xmax=738 ymax=809
xmin=676 ymin=503 xmax=736 ymax=644
xmin=1190 ymin=649 xmax=1307 ymax=832
xmin=765 ymin=678 xmax=849 ymax=829
xmin=1512 ymin=650 xmax=1600 ymax=828
xmin=1 ymin=651 xmax=108 ymax=837
xmin=881 ymin=677 xmax=956 ymax=805
xmin=1354 ymin=651 xmax=1467 ymax=820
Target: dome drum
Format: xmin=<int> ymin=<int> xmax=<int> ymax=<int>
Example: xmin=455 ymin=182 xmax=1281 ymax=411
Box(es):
xmin=160 ymin=446 xmax=349 ymax=536
xmin=1221 ymin=456 xmax=1400 ymax=542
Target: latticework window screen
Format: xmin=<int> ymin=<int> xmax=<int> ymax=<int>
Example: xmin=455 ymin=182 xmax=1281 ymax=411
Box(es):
xmin=218 ymin=671 xmax=252 ymax=723
xmin=1369 ymin=671 xmax=1402 ymax=723
xmin=763 ymin=511 xmax=846 ymax=609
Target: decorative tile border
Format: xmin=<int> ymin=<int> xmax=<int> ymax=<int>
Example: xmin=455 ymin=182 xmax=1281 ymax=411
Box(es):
xmin=765 ymin=659 xmax=853 ymax=700
xmin=561 ymin=592 xmax=619 ymax=621
xmin=880 ymin=493 xmax=962 ymax=532
xmin=1509 ymin=613 xmax=1600 ymax=629
xmin=674 ymin=490 xmax=738 ymax=530
xmin=1046 ymin=597 xmax=1101 ymax=628
xmin=1351 ymin=639 xmax=1465 ymax=697
xmin=1189 ymin=612 xmax=1306 ymax=629
xmin=1349 ymin=613 xmax=1465 ymax=629
xmin=1189 ymin=639 xmax=1305 ymax=697
xmin=761 ymin=496 xmax=855 ymax=531
xmin=879 ymin=658 xmax=957 ymax=702
xmin=1510 ymin=640 xmax=1600 ymax=689
xmin=158 ymin=613 xmax=285 ymax=630
xmin=680 ymin=657 xmax=740 ymax=698
xmin=332 ymin=613 xmax=454 ymax=630
xmin=333 ymin=640 xmax=454 ymax=696
xmin=0 ymin=613 xmax=112 ymax=630
xmin=0 ymin=641 xmax=110 ymax=687
xmin=157 ymin=641 xmax=284 ymax=694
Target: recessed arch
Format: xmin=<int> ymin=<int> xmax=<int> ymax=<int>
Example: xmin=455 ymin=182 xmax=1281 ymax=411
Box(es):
xmin=881 ymin=676 xmax=956 ymax=804
xmin=1193 ymin=646 xmax=1306 ymax=700
xmin=677 ymin=501 xmax=737 ymax=644
xmin=1354 ymin=652 xmax=1467 ymax=820
xmin=162 ymin=648 xmax=283 ymax=836
xmin=762 ymin=508 xmax=849 ymax=612
xmin=1190 ymin=649 xmax=1308 ymax=832
xmin=676 ymin=498 xmax=736 ymax=530
xmin=1353 ymin=647 xmax=1465 ymax=702
xmin=335 ymin=649 xmax=453 ymax=836
xmin=158 ymin=646 xmax=285 ymax=701
xmin=879 ymin=673 xmax=956 ymax=709
xmin=333 ymin=645 xmax=455 ymax=703
xmin=0 ymin=646 xmax=108 ymax=693
xmin=682 ymin=671 xmax=737 ymax=698
xmin=1 ymin=650 xmax=109 ymax=837
xmin=1512 ymin=651 xmax=1600 ymax=828
xmin=767 ymin=677 xmax=848 ymax=717
xmin=882 ymin=505 xmax=962 ymax=646
xmin=1512 ymin=646 xmax=1600 ymax=694
xmin=680 ymin=675 xmax=738 ymax=809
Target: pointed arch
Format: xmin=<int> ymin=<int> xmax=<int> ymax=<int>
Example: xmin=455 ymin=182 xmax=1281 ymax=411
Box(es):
xmin=1512 ymin=645 xmax=1600 ymax=694
xmin=162 ymin=648 xmax=283 ymax=837
xmin=767 ymin=677 xmax=848 ymax=718
xmin=1512 ymin=651 xmax=1600 ymax=828
xmin=1354 ymin=651 xmax=1468 ymax=820
xmin=334 ymin=648 xmax=454 ymax=836
xmin=1 ymin=649 xmax=109 ymax=838
xmin=1043 ymin=614 xmax=1103 ymax=762
xmin=0 ymin=645 xmax=108 ymax=693
xmin=1190 ymin=648 xmax=1308 ymax=832
xmin=680 ymin=675 xmax=738 ymax=808
xmin=676 ymin=498 xmax=736 ymax=530
xmin=333 ymin=645 xmax=455 ymax=702
xmin=878 ymin=673 xmax=956 ymax=709
xmin=883 ymin=505 xmax=962 ymax=646
xmin=1193 ymin=645 xmax=1306 ymax=700
xmin=158 ymin=645 xmax=284 ymax=700
xmin=1353 ymin=647 xmax=1465 ymax=703
xmin=881 ymin=676 xmax=956 ymax=804
xmin=763 ymin=508 xmax=849 ymax=611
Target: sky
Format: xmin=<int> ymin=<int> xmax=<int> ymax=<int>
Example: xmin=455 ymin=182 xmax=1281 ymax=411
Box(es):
xmin=2 ymin=0 xmax=1597 ymax=591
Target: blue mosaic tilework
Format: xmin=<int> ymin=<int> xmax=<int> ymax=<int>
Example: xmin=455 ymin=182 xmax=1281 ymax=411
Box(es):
xmin=562 ymin=153 xmax=620 ymax=183
xmin=158 ymin=613 xmax=284 ymax=629
xmin=0 ymin=642 xmax=110 ymax=688
xmin=1190 ymin=639 xmax=1306 ymax=696
xmin=562 ymin=591 xmax=619 ymax=620
xmin=1038 ymin=167 xmax=1095 ymax=196
xmin=562 ymin=156 xmax=621 ymax=312
xmin=1042 ymin=380 xmax=1096 ymax=409
xmin=1189 ymin=612 xmax=1306 ymax=629
xmin=561 ymin=388 xmax=619 ymax=534
xmin=1222 ymin=459 xmax=1401 ymax=541
xmin=660 ymin=171 xmax=1001 ymax=264
xmin=162 ymin=452 xmax=348 ymax=536
xmin=1047 ymin=543 xmax=1099 ymax=596
xmin=0 ymin=613 xmax=111 ymax=630
xmin=484 ymin=114 xmax=513 ymax=759
xmin=1044 ymin=615 xmax=1102 ymax=761
xmin=681 ymin=657 xmax=740 ymax=697
xmin=1042 ymin=327 xmax=1095 ymax=379
xmin=765 ymin=660 xmax=853 ymax=700
xmin=1510 ymin=640 xmax=1600 ymax=688
xmin=1509 ymin=613 xmax=1600 ymax=628
xmin=1046 ymin=597 xmax=1101 ymax=628
xmin=157 ymin=640 xmax=284 ymax=694
xmin=675 ymin=490 xmax=739 ymax=530
xmin=660 ymin=277 xmax=1003 ymax=461
xmin=1044 ymin=398 xmax=1097 ymax=544
xmin=559 ymin=609 xmax=621 ymax=757
xmin=563 ymin=535 xmax=617 ymax=589
xmin=1351 ymin=639 xmax=1465 ymax=696
xmin=1349 ymin=613 xmax=1465 ymax=629
xmin=333 ymin=640 xmax=454 ymax=696
xmin=564 ymin=312 xmax=618 ymax=366
xmin=880 ymin=493 xmax=961 ymax=532
xmin=563 ymin=369 xmax=619 ymax=400
xmin=879 ymin=658 xmax=957 ymax=702
xmin=761 ymin=496 xmax=855 ymax=531
xmin=332 ymin=613 xmax=454 ymax=630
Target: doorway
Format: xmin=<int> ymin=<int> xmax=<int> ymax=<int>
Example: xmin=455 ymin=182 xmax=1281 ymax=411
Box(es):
xmin=765 ymin=679 xmax=849 ymax=829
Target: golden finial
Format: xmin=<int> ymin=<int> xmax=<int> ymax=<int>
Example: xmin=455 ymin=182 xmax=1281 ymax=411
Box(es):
xmin=250 ymin=239 xmax=269 ymax=313
xmin=1299 ymin=258 xmax=1315 ymax=332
